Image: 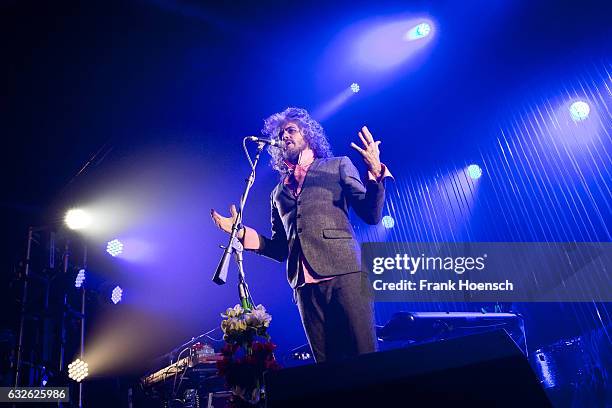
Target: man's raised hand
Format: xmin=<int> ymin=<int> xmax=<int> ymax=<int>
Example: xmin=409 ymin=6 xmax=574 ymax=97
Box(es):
xmin=350 ymin=125 xmax=382 ymax=178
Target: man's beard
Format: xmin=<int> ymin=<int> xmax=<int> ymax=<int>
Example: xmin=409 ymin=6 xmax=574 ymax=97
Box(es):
xmin=284 ymin=144 xmax=303 ymax=163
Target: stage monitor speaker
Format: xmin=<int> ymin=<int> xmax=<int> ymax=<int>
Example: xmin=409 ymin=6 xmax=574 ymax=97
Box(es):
xmin=265 ymin=330 xmax=551 ymax=408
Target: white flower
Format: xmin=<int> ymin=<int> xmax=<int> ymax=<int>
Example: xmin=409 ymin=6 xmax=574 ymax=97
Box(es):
xmin=245 ymin=305 xmax=272 ymax=328
xmin=253 ymin=304 xmax=266 ymax=312
xmin=221 ymin=304 xmax=244 ymax=319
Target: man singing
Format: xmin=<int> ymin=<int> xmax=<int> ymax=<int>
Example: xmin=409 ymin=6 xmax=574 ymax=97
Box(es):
xmin=211 ymin=107 xmax=391 ymax=363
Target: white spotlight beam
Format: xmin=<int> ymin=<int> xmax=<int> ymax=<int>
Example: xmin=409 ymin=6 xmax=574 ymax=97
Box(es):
xmin=65 ymin=209 xmax=93 ymax=230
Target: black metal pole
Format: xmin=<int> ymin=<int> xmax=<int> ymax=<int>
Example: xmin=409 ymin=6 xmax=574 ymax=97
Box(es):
xmin=14 ymin=227 xmax=34 ymax=387
xmin=58 ymin=240 xmax=70 ymax=408
xmin=58 ymin=241 xmax=69 ymax=373
xmin=78 ymin=244 xmax=87 ymax=408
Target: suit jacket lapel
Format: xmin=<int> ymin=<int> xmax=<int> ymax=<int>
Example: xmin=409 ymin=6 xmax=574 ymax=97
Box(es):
xmin=299 ymin=158 xmax=321 ymax=194
xmin=280 ymin=178 xmax=293 ymax=199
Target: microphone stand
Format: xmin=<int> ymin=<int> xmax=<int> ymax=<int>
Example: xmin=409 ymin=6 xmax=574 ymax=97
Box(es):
xmin=212 ymin=139 xmax=266 ymax=311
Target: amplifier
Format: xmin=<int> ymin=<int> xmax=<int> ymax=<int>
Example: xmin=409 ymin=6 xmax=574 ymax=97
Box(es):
xmin=377 ymin=311 xmax=527 ymax=354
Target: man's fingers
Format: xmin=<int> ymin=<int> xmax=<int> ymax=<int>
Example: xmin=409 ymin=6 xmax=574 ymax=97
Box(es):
xmin=230 ymin=204 xmax=237 ymax=218
xmin=211 ymin=210 xmax=222 ymax=228
xmin=211 ymin=209 xmax=230 ymax=225
xmin=358 ymin=132 xmax=369 ymax=148
xmin=362 ymin=126 xmax=374 ymax=143
xmin=350 ymin=142 xmax=366 ymax=155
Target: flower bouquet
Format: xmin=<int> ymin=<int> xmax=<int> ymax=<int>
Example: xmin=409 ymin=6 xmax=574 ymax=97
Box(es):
xmin=217 ymin=304 xmax=281 ymax=407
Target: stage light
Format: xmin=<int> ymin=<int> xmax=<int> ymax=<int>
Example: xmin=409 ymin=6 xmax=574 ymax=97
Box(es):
xmin=75 ymin=269 xmax=86 ymax=288
xmin=404 ymin=22 xmax=432 ymax=41
xmin=350 ymin=83 xmax=360 ymax=93
xmin=382 ymin=215 xmax=395 ymax=229
xmin=467 ymin=164 xmax=483 ymax=180
xmin=569 ymin=101 xmax=590 ymax=122
xmin=67 ymin=359 xmax=89 ymax=382
xmin=106 ymin=239 xmax=123 ymax=257
xmin=111 ymin=286 xmax=123 ymax=304
xmin=353 ymin=17 xmax=436 ymax=70
xmin=65 ymin=209 xmax=92 ymax=230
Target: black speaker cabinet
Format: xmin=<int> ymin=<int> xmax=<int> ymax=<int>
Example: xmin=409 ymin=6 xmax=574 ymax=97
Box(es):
xmin=265 ymin=330 xmax=551 ymax=407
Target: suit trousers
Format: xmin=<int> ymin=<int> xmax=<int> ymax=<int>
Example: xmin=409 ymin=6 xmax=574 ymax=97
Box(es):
xmin=295 ymin=271 xmax=377 ymax=363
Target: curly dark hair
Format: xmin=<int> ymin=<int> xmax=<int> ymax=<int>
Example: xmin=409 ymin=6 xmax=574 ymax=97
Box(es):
xmin=262 ymin=107 xmax=333 ymax=175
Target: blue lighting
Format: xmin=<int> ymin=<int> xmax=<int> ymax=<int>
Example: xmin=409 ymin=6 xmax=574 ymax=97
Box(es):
xmin=353 ymin=17 xmax=435 ymax=70
xmin=350 ymin=83 xmax=360 ymax=93
xmin=75 ymin=269 xmax=86 ymax=288
xmin=111 ymin=286 xmax=123 ymax=304
xmin=533 ymin=350 xmax=556 ymax=388
xmin=106 ymin=239 xmax=123 ymax=257
xmin=382 ymin=215 xmax=395 ymax=229
xmin=569 ymin=101 xmax=590 ymax=122
xmin=405 ymin=22 xmax=432 ymax=41
xmin=467 ymin=164 xmax=483 ymax=180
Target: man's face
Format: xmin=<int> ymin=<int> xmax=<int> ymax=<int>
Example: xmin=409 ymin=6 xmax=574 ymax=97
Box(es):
xmin=280 ymin=121 xmax=308 ymax=161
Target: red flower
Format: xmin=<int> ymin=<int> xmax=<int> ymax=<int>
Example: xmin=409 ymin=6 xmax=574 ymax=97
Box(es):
xmin=221 ymin=343 xmax=240 ymax=356
xmin=264 ymin=359 xmax=281 ymax=371
xmin=216 ymin=357 xmax=231 ymax=376
xmin=263 ymin=342 xmax=277 ymax=353
xmin=252 ymin=342 xmax=264 ymax=353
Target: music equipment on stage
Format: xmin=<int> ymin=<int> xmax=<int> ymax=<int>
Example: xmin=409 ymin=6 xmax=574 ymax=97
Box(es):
xmin=377 ymin=311 xmax=527 ymax=354
xmin=530 ymin=334 xmax=610 ymax=407
xmin=264 ymin=330 xmax=551 ymax=408
xmin=531 ymin=336 xmax=588 ymax=390
xmin=141 ymin=343 xmax=223 ymax=387
xmin=138 ymin=342 xmax=227 ymax=408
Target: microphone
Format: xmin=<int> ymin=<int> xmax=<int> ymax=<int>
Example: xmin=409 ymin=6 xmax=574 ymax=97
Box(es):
xmin=246 ymin=136 xmax=285 ymax=149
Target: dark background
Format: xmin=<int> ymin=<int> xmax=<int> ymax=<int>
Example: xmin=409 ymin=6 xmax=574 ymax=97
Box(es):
xmin=1 ymin=0 xmax=610 ymax=403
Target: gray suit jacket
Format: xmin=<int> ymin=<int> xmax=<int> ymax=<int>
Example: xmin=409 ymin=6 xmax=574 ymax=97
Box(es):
xmin=252 ymin=156 xmax=386 ymax=288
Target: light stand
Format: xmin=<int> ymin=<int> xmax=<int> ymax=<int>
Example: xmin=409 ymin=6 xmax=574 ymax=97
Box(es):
xmin=14 ymin=227 xmax=34 ymax=387
xmin=77 ymin=245 xmax=87 ymax=408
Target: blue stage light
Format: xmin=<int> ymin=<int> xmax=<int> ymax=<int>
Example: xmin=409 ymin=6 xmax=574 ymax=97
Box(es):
xmin=111 ymin=286 xmax=123 ymax=304
xmin=569 ymin=101 xmax=590 ymax=122
xmin=405 ymin=22 xmax=432 ymax=41
xmin=382 ymin=215 xmax=395 ymax=229
xmin=106 ymin=239 xmax=123 ymax=257
xmin=467 ymin=164 xmax=483 ymax=180
xmin=351 ymin=17 xmax=435 ymax=70
xmin=75 ymin=269 xmax=86 ymax=288
xmin=350 ymin=83 xmax=360 ymax=93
